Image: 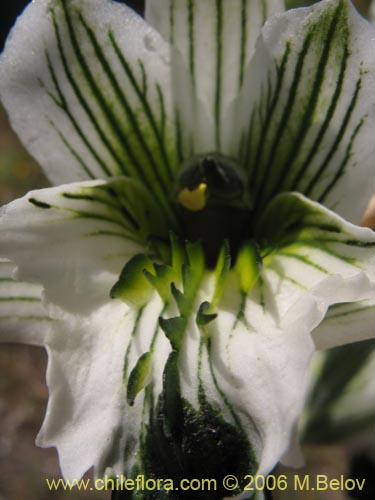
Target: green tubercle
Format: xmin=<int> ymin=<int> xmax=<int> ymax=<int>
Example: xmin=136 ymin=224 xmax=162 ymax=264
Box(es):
xmin=235 ymin=242 xmax=261 ymax=294
xmin=127 ymin=351 xmax=153 ymax=406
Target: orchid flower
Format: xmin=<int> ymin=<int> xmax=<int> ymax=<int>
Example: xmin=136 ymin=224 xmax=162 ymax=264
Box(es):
xmin=1 ymin=0 xmax=375 ymax=498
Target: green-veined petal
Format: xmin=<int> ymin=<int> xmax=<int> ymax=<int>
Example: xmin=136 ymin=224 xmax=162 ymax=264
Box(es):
xmin=0 ymin=0 xmax=178 ymax=223
xmin=0 ymin=259 xmax=53 ymax=345
xmin=36 ymin=294 xmax=171 ymax=481
xmin=203 ymin=194 xmax=375 ymax=476
xmin=0 ymin=178 xmax=163 ymax=314
xmin=106 ymin=192 xmax=375 ymax=488
xmin=2 ymin=0 xmax=375 ymax=493
xmin=312 ymin=299 xmax=375 ymax=349
xmin=1 ymin=195 xmax=374 ymax=493
xmin=146 ymin=0 xmax=285 ymax=155
xmin=236 ymin=0 xmax=375 ymax=224
xmin=134 ymin=189 xmax=375 ymax=483
xmin=256 ymin=193 xmax=375 ymax=343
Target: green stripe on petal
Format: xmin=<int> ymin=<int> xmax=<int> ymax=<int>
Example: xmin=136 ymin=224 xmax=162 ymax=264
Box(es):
xmin=259 ymin=192 xmax=374 ymax=275
xmin=0 ymin=0 xmax=179 ymax=223
xmin=3 ymin=0 xmax=375 ymax=493
xmin=146 ymin=0 xmax=284 ymax=155
xmin=0 ymin=259 xmax=53 ymax=345
xmin=36 ymin=296 xmax=171 ymax=481
xmin=312 ymin=299 xmax=375 ymax=349
xmin=4 ymin=203 xmax=373 ymax=493
xmin=255 ymin=193 xmax=375 ymax=341
xmin=107 ymin=239 xmax=259 ymax=492
xmin=237 ymin=0 xmax=375 ymax=224
xmin=190 ymin=194 xmax=375 ymax=475
xmin=0 ymin=178 xmax=162 ymax=314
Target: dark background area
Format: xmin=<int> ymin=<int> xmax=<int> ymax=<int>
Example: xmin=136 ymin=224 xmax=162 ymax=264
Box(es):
xmin=0 ymin=1 xmax=30 ymax=50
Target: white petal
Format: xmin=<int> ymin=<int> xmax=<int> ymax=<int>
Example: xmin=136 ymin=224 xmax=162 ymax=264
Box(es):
xmin=201 ymin=193 xmax=375 ymax=477
xmin=5 ymin=215 xmax=373 ymax=492
xmin=236 ymin=0 xmax=375 ymax=223
xmin=0 ymin=259 xmax=53 ymax=345
xmin=207 ymin=283 xmax=370 ymax=478
xmin=0 ymin=0 xmax=178 ymax=219
xmin=257 ymin=193 xmax=375 ymax=345
xmin=0 ymin=179 xmax=153 ymax=314
xmin=146 ymin=0 xmax=284 ymax=154
xmin=36 ymin=294 xmax=171 ymax=481
xmin=123 ymin=198 xmax=375 ymax=490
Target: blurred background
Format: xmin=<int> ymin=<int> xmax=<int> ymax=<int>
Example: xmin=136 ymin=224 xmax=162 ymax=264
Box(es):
xmin=0 ymin=1 xmax=374 ymax=499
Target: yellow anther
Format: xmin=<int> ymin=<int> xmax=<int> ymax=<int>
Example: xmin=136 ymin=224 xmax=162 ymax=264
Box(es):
xmin=178 ymin=183 xmax=208 ymax=212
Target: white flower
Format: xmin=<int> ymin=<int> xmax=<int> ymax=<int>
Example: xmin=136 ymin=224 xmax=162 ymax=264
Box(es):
xmin=0 ymin=0 xmax=375 ymax=498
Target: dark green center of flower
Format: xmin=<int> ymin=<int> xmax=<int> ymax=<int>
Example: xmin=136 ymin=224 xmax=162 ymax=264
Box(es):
xmin=175 ymin=153 xmax=253 ymax=266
